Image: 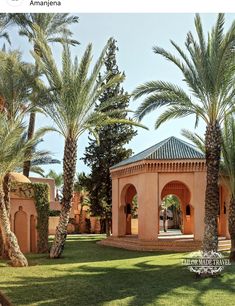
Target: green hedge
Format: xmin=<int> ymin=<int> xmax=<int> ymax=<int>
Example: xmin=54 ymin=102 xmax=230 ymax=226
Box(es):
xmin=49 ymin=210 xmax=61 ymax=216
xmin=32 ymin=183 xmax=49 ymax=253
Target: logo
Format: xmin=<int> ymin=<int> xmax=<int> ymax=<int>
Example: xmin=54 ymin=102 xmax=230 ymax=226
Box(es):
xmin=7 ymin=0 xmax=24 ymax=6
xmin=182 ymin=251 xmax=231 ymax=275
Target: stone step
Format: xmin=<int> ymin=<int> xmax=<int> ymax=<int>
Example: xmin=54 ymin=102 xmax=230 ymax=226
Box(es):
xmin=218 ymin=244 xmax=231 ymax=251
xmin=98 ymin=237 xmax=231 ymax=252
xmin=218 ymin=240 xmax=231 ymax=245
xmin=109 ymin=237 xmax=199 ymax=245
xmin=99 ymin=243 xmax=200 ymax=252
xmin=98 ymin=238 xmax=202 ymax=252
xmin=107 ymin=237 xmax=200 ymax=245
xmin=218 ymin=239 xmax=231 ymax=251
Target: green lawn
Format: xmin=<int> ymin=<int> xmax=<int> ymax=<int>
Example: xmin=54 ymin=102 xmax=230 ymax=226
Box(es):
xmin=0 ymin=235 xmax=235 ymax=306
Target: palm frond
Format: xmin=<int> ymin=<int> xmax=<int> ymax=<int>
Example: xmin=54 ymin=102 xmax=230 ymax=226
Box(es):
xmin=181 ymin=129 xmax=205 ymax=153
xmin=133 ymin=14 xmax=235 ymax=128
xmin=0 ymin=113 xmax=50 ymax=180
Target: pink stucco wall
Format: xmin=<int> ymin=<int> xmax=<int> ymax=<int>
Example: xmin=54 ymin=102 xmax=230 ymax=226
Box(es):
xmin=111 ymin=159 xmax=229 ymax=242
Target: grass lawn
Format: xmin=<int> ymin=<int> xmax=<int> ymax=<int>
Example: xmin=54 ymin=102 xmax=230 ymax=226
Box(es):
xmin=0 ymin=235 xmax=235 ymax=306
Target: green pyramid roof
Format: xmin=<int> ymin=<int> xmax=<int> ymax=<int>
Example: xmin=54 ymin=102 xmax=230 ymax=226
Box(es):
xmin=111 ymin=136 xmax=205 ymax=169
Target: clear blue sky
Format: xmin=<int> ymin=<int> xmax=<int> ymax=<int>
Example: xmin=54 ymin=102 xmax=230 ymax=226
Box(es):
xmin=4 ymin=13 xmax=235 ymax=176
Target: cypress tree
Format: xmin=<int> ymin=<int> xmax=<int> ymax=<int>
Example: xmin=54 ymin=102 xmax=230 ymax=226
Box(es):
xmin=83 ymin=39 xmax=137 ymax=235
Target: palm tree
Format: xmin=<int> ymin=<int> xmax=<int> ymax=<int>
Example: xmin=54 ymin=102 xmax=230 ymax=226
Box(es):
xmin=0 ymin=14 xmax=10 ymax=45
xmin=8 ymin=13 xmax=79 ymax=177
xmin=0 ymin=113 xmax=49 ymax=267
xmin=0 ymin=49 xmax=59 ymax=178
xmin=46 ymin=170 xmax=63 ymax=200
xmin=219 ymin=117 xmax=235 ymax=261
xmin=74 ymin=172 xmax=90 ymax=233
xmin=29 ymin=157 xmax=60 ymax=177
xmin=74 ymin=172 xmax=90 ymax=196
xmin=182 ymin=118 xmax=235 ymax=261
xmin=133 ymin=14 xmax=235 ymax=252
xmin=9 ymin=13 xmax=79 ymax=47
xmin=33 ymin=30 xmax=145 ymax=258
xmin=78 ymin=189 xmax=90 ymax=233
xmin=46 ymin=170 xmax=63 ymax=188
xmin=0 ymin=50 xmax=36 ymax=120
xmin=181 ymin=129 xmax=205 ymax=154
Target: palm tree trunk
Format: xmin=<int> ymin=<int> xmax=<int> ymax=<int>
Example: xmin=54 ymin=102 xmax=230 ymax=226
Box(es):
xmin=50 ymin=137 xmax=77 ymax=259
xmin=105 ymin=216 xmax=110 ymax=237
xmin=23 ymin=112 xmax=36 ymax=177
xmin=203 ymin=122 xmax=221 ymax=252
xmin=0 ymin=185 xmax=28 ymax=267
xmin=78 ymin=204 xmax=83 ymax=233
xmin=163 ymin=208 xmax=167 ymax=232
xmin=172 ymin=207 xmax=178 ymax=229
xmin=1 ymin=173 xmax=11 ymax=259
xmin=0 ymin=291 xmax=12 ymax=306
xmin=23 ymin=58 xmax=41 ymax=178
xmin=3 ymin=173 xmax=10 ymax=218
xmin=229 ymin=196 xmax=235 ymax=261
xmin=0 ymin=229 xmax=3 ymax=258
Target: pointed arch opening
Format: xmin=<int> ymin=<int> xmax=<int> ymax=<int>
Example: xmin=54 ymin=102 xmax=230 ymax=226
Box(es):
xmin=160 ymin=181 xmax=194 ymax=237
xmin=121 ymin=184 xmax=138 ymax=236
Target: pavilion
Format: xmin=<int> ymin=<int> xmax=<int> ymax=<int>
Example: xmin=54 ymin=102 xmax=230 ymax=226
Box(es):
xmin=99 ymin=137 xmax=230 ymax=251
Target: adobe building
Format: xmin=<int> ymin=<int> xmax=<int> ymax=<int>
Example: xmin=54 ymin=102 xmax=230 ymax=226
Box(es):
xmin=0 ymin=173 xmax=52 ymax=254
xmin=47 ymin=190 xmax=101 ymax=235
xmin=100 ymin=137 xmax=231 ymax=251
xmin=1 ymin=173 xmax=100 ymax=256
xmin=8 ymin=173 xmax=39 ymax=253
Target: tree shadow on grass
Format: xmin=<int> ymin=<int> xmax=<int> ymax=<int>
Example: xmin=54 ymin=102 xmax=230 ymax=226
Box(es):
xmin=1 ymin=236 xmax=235 ymax=305
xmin=1 ymin=259 xmax=235 ymax=306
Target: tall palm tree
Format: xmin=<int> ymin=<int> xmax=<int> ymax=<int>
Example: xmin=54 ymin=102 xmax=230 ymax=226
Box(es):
xmin=0 ymin=113 xmax=50 ymax=267
xmin=0 ymin=48 xmax=55 ymax=263
xmin=133 ymin=14 xmax=235 ymax=252
xmin=182 ymin=118 xmax=235 ymax=261
xmin=0 ymin=49 xmax=57 ymax=178
xmin=8 ymin=13 xmax=79 ymax=177
xmin=219 ymin=117 xmax=235 ymax=261
xmin=33 ymin=30 xmax=145 ymax=258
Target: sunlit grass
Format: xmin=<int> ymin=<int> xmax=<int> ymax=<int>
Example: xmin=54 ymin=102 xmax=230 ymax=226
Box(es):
xmin=0 ymin=235 xmax=234 ymax=306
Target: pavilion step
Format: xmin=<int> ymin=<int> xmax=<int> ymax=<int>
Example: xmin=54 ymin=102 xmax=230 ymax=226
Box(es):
xmin=98 ymin=242 xmax=201 ymax=252
xmin=98 ymin=237 xmax=202 ymax=252
xmin=106 ymin=237 xmax=200 ymax=246
xmin=99 ymin=237 xmax=232 ymax=252
xmin=218 ymin=239 xmax=231 ymax=251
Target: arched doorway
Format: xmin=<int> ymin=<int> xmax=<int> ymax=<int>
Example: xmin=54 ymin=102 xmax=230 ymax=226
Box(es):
xmin=160 ymin=181 xmax=194 ymax=236
xmin=160 ymin=194 xmax=181 ymax=233
xmin=121 ymin=184 xmax=138 ymax=236
xmin=14 ymin=206 xmax=28 ymax=253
